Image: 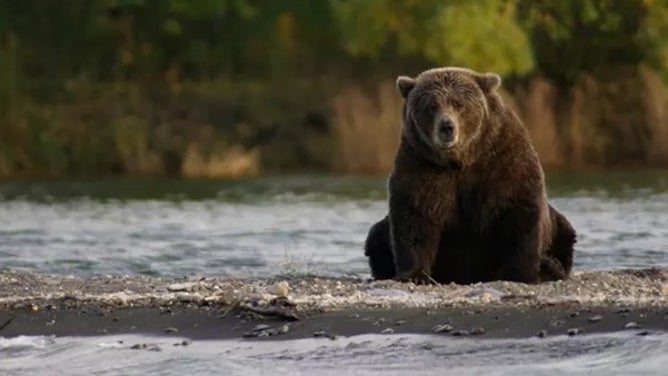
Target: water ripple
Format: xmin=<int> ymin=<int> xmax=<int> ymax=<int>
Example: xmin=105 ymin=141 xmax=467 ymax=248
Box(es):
xmin=0 ymin=182 xmax=666 ymax=278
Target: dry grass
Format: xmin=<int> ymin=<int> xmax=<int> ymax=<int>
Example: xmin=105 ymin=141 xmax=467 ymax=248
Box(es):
xmin=2 ymin=68 xmax=668 ymax=179
xmin=641 ymin=67 xmax=668 ymax=164
xmin=181 ymin=143 xmax=260 ymax=178
xmin=562 ymin=67 xmax=668 ymax=168
xmin=331 ymin=82 xmax=402 ymax=174
xmin=112 ymin=115 xmax=163 ymax=175
xmin=565 ymin=74 xmax=606 ymax=167
xmin=331 ymin=68 xmax=668 ymax=173
xmin=179 ymin=122 xmax=260 ymax=178
xmin=508 ymin=77 xmax=562 ymax=168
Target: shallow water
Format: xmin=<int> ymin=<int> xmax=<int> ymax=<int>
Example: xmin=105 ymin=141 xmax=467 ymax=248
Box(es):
xmin=0 ymin=172 xmax=667 ymax=278
xmin=1 ymin=332 xmax=667 ymax=376
xmin=1 ymin=173 xmax=667 ymax=375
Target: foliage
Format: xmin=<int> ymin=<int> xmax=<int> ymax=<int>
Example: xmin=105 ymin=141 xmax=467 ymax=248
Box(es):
xmin=0 ymin=0 xmax=668 ymax=177
xmin=330 ymin=0 xmax=533 ymax=76
xmin=517 ymin=0 xmax=667 ymax=86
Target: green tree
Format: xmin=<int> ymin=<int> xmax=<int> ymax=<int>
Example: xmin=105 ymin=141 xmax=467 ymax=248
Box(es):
xmin=329 ymin=0 xmax=533 ymax=76
xmin=517 ymin=0 xmax=664 ymax=86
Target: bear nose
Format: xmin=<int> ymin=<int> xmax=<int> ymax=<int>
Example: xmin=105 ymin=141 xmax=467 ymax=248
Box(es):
xmin=438 ymin=118 xmax=455 ymax=139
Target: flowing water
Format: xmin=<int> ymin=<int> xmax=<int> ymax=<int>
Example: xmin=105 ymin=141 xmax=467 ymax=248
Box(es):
xmin=1 ymin=332 xmax=667 ymax=376
xmin=1 ymin=171 xmax=667 ymax=375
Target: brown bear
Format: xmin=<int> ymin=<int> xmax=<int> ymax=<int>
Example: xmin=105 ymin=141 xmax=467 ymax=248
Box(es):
xmin=364 ymin=67 xmax=576 ymax=284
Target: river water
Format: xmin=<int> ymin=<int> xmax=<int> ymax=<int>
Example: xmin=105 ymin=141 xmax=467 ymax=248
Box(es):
xmin=1 ymin=332 xmax=667 ymax=376
xmin=1 ymin=172 xmax=667 ymax=375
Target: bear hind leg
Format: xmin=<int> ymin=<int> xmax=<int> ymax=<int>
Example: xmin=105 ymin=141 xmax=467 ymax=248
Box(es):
xmin=541 ymin=205 xmax=576 ymax=281
xmin=364 ymin=216 xmax=396 ymax=280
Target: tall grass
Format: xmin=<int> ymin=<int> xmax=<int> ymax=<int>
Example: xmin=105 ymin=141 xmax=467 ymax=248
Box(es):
xmin=333 ymin=67 xmax=668 ymax=173
xmin=507 ymin=78 xmax=562 ymax=168
xmin=181 ymin=143 xmax=260 ymax=178
xmin=331 ymin=82 xmax=401 ymax=174
xmin=553 ymin=66 xmax=668 ymax=168
xmin=0 ymin=94 xmax=263 ymax=180
xmin=2 ymin=68 xmax=668 ymax=179
xmin=641 ymin=67 xmax=668 ymax=164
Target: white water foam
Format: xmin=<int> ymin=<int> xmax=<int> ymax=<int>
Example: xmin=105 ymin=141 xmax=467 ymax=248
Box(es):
xmin=1 ymin=331 xmax=666 ymax=376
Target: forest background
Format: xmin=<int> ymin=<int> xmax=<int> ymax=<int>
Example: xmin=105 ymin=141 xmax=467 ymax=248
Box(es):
xmin=1 ymin=0 xmax=668 ymax=179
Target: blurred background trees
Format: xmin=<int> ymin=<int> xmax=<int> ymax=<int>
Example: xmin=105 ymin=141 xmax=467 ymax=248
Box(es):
xmin=1 ymin=0 xmax=667 ymax=178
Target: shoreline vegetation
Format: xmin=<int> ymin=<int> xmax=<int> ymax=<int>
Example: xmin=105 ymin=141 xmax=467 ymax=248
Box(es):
xmin=2 ymin=1 xmax=668 ymax=180
xmin=0 ymin=268 xmax=666 ymax=340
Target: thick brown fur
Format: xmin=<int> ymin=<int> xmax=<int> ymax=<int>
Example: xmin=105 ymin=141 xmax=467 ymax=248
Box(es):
xmin=364 ymin=67 xmax=576 ymax=284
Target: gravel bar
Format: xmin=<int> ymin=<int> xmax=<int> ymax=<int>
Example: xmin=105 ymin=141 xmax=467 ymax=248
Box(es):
xmin=0 ymin=268 xmax=666 ymax=339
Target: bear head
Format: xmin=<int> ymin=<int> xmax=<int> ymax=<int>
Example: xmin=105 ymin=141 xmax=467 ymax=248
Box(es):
xmin=396 ymin=67 xmax=501 ymax=166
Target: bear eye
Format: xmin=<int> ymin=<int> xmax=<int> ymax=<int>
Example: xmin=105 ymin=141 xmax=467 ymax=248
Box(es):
xmin=450 ymin=99 xmax=463 ymax=109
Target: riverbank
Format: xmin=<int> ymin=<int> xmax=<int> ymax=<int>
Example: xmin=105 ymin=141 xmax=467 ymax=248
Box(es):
xmin=0 ymin=269 xmax=666 ymax=340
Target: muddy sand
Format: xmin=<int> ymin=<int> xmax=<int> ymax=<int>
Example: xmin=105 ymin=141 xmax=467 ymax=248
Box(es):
xmin=0 ymin=268 xmax=666 ymax=340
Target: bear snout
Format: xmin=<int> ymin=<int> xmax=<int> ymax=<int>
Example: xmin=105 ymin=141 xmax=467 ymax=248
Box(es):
xmin=435 ymin=117 xmax=456 ymax=146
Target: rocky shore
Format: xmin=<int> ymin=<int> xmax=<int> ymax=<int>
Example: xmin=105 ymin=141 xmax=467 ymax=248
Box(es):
xmin=1 ymin=268 xmax=666 ymax=340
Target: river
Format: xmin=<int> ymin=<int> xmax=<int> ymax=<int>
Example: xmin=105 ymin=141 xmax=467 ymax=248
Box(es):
xmin=1 ymin=171 xmax=667 ymax=375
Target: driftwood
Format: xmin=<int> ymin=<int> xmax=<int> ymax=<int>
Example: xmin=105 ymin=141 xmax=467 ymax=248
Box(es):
xmin=239 ymin=296 xmax=300 ymax=321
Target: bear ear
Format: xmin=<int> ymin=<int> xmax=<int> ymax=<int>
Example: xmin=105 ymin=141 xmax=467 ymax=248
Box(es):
xmin=475 ymin=73 xmax=502 ymax=93
xmin=396 ymin=76 xmax=416 ymax=98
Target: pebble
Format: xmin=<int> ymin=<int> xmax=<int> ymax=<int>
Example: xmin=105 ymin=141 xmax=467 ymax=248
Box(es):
xmin=130 ymin=343 xmax=161 ymax=351
xmin=270 ymin=281 xmax=289 ymax=297
xmin=372 ymin=317 xmax=386 ymax=326
xmin=550 ymin=319 xmax=565 ymax=327
xmin=176 ymin=293 xmax=204 ymax=305
xmin=636 ymin=330 xmax=650 ymax=336
xmin=617 ymin=308 xmax=631 ymax=315
xmin=276 ymin=324 xmax=290 ymax=334
xmin=252 ymin=324 xmax=272 ymax=332
xmin=313 ymin=330 xmax=337 ymax=340
xmin=465 ymin=287 xmax=507 ymax=299
xmin=395 ymin=320 xmax=407 ymax=326
xmin=588 ymin=315 xmax=604 ymax=323
xmin=537 ymin=330 xmax=548 ymax=338
xmin=243 ymin=324 xmax=290 ymax=338
xmin=433 ymin=324 xmax=454 ymax=333
xmin=451 ymin=330 xmax=469 ymax=337
xmin=469 ymin=327 xmax=485 ymax=335
xmin=567 ymin=328 xmax=582 ymax=336
xmin=165 ymin=327 xmax=178 ymax=333
xmin=167 ymin=282 xmax=196 ymax=292
xmin=366 ymin=288 xmax=409 ymax=297
xmin=624 ymin=322 xmax=641 ymax=329
xmin=381 ymin=328 xmax=394 ymax=334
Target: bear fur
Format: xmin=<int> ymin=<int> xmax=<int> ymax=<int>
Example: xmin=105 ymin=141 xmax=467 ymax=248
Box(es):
xmin=364 ymin=67 xmax=576 ymax=284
